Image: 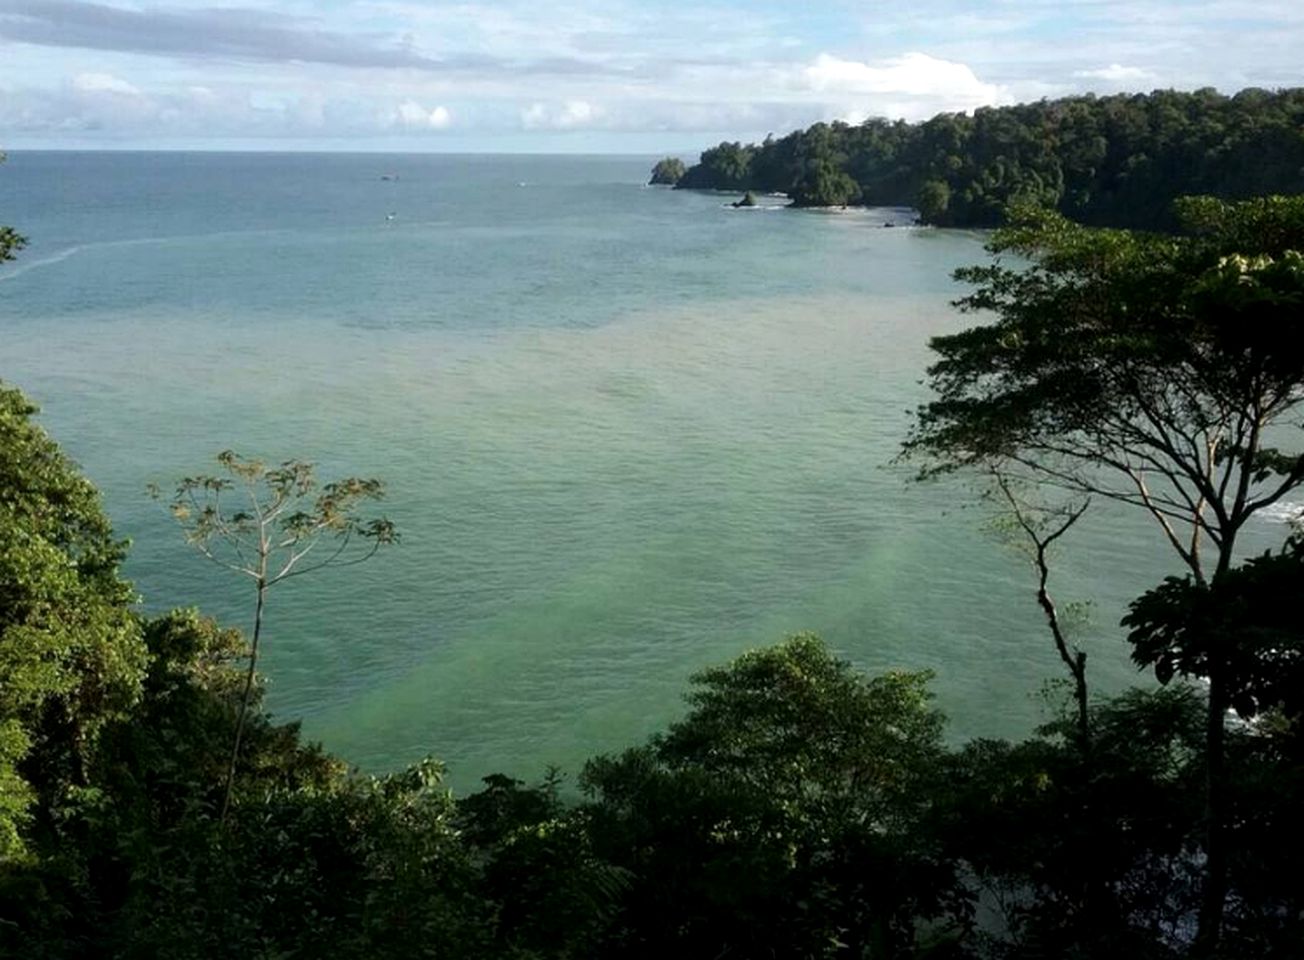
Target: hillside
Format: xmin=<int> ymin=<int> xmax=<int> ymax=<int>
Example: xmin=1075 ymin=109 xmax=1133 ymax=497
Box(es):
xmin=669 ymin=88 xmax=1304 ymax=227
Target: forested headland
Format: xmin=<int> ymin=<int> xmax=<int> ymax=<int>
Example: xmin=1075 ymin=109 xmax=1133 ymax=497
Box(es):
xmin=4 ymin=151 xmax=1304 ymax=957
xmin=652 ymin=88 xmax=1304 ymax=228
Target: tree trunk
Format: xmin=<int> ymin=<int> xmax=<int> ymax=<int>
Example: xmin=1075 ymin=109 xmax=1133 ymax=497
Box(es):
xmin=1193 ymin=541 xmax=1237 ymax=954
xmin=220 ymin=580 xmax=265 ymax=825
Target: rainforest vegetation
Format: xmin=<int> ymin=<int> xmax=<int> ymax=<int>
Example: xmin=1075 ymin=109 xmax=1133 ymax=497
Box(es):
xmin=658 ymin=88 xmax=1304 ymax=227
xmin=3 ymin=160 xmax=1304 ymax=957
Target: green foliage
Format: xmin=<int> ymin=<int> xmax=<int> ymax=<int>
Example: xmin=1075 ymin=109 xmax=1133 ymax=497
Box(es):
xmin=916 ymin=179 xmax=951 ymax=222
xmin=905 ymin=198 xmax=1304 ymax=583
xmin=459 ymin=773 xmax=629 ymax=958
xmin=938 ymin=686 xmax=1208 ymax=957
xmin=92 ymin=610 xmax=345 ymax=822
xmin=647 ymin=156 xmax=686 ymax=186
xmin=0 ymin=607 xmax=469 ymax=959
xmin=676 ymin=140 xmax=754 ymax=191
xmin=673 ymin=89 xmax=1304 ymax=226
xmin=1125 ymin=541 xmax=1304 ymax=722
xmin=0 ymin=384 xmax=145 ymax=861
xmin=126 ymin=760 xmax=484 ymax=960
xmin=581 ymin=635 xmax=964 ymax=958
xmin=160 ymin=451 xmax=398 ymax=567
xmin=790 ymin=161 xmax=862 ymax=207
xmin=657 ymin=634 xmax=943 ymax=811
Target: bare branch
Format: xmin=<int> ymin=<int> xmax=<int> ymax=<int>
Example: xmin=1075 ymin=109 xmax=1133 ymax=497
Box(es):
xmin=991 ymin=471 xmax=1091 ymax=745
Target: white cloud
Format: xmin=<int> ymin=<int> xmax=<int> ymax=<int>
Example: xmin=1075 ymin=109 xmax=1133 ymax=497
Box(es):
xmin=799 ymin=52 xmax=1011 ymax=120
xmin=3 ymin=0 xmax=1302 ymax=147
xmin=1075 ymin=64 xmax=1154 ymax=82
xmin=804 ymin=52 xmax=1004 ymax=103
xmin=391 ymin=99 xmax=452 ymax=129
xmin=520 ymin=99 xmax=601 ymax=130
xmin=72 ymin=72 xmax=140 ymax=96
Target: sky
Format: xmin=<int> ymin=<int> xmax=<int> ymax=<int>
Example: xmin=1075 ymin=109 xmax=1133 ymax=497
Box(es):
xmin=1 ymin=0 xmax=1303 ymax=152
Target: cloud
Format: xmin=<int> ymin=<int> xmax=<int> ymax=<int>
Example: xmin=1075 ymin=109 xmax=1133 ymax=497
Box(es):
xmin=521 ymin=99 xmax=602 ymax=130
xmin=0 ymin=79 xmax=399 ymax=140
xmin=1075 ymin=64 xmax=1154 ymax=82
xmin=0 ymin=0 xmax=626 ymax=78
xmin=3 ymin=0 xmax=1303 ymax=147
xmin=72 ymin=72 xmax=140 ymax=95
xmin=0 ymin=0 xmax=455 ymax=69
xmin=801 ymin=52 xmax=1010 ymax=116
xmin=390 ymin=99 xmax=452 ymax=130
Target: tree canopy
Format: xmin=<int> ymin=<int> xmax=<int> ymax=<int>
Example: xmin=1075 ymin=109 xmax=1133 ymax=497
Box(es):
xmin=674 ymin=88 xmax=1304 ymax=225
xmin=906 ymin=196 xmax=1304 ymax=583
xmin=0 ymin=385 xmax=145 ymax=859
xmin=905 ymin=193 xmax=1304 ymax=951
xmin=647 ymin=157 xmax=686 ymax=186
xmin=580 ymin=635 xmax=961 ymax=959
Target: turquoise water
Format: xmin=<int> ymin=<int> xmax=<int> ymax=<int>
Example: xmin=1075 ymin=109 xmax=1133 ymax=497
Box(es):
xmin=1 ymin=152 xmax=1291 ymax=791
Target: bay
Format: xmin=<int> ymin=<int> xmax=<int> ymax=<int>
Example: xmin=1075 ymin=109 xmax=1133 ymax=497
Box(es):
xmin=1 ymin=152 xmax=1290 ymax=791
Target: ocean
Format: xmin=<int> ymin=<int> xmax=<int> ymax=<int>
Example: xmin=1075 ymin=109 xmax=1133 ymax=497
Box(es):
xmin=1 ymin=151 xmax=1288 ymax=791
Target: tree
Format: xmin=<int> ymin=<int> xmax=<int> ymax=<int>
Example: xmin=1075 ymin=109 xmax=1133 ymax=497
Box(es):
xmin=904 ymin=196 xmax=1304 ymax=950
xmin=0 ymin=609 xmax=348 ymax=956
xmin=0 ymin=384 xmax=145 ymax=860
xmin=789 ymin=160 xmax=861 ymax=207
xmin=581 ymin=635 xmax=964 ymax=958
xmin=676 ymin=141 xmax=754 ymax=191
xmin=157 ymin=451 xmax=397 ymax=822
xmin=915 ymin=178 xmax=951 ymax=224
xmin=647 ymin=157 xmax=686 ymax=186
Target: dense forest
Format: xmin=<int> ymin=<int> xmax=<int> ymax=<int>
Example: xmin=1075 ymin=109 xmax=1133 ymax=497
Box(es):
xmin=655 ymin=88 xmax=1304 ymax=228
xmin=4 ymin=156 xmax=1304 ymax=956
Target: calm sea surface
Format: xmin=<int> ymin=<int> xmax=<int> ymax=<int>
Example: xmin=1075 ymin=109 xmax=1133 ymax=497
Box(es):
xmin=1 ymin=152 xmax=1291 ymax=790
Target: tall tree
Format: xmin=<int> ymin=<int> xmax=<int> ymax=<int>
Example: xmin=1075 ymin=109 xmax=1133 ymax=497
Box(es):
xmin=904 ymin=195 xmax=1304 ymax=950
xmin=157 ymin=452 xmax=397 ymax=822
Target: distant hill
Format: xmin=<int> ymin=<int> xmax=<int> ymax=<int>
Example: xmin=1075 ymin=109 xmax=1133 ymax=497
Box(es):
xmin=665 ymin=88 xmax=1304 ymax=228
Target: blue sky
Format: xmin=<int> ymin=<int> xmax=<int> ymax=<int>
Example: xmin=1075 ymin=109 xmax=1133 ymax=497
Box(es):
xmin=2 ymin=0 xmax=1303 ymax=152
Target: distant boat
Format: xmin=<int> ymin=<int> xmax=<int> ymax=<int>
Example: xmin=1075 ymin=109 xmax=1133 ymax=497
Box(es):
xmin=385 ymin=213 xmax=396 ymax=221
xmin=380 ymin=174 xmax=399 ymax=181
